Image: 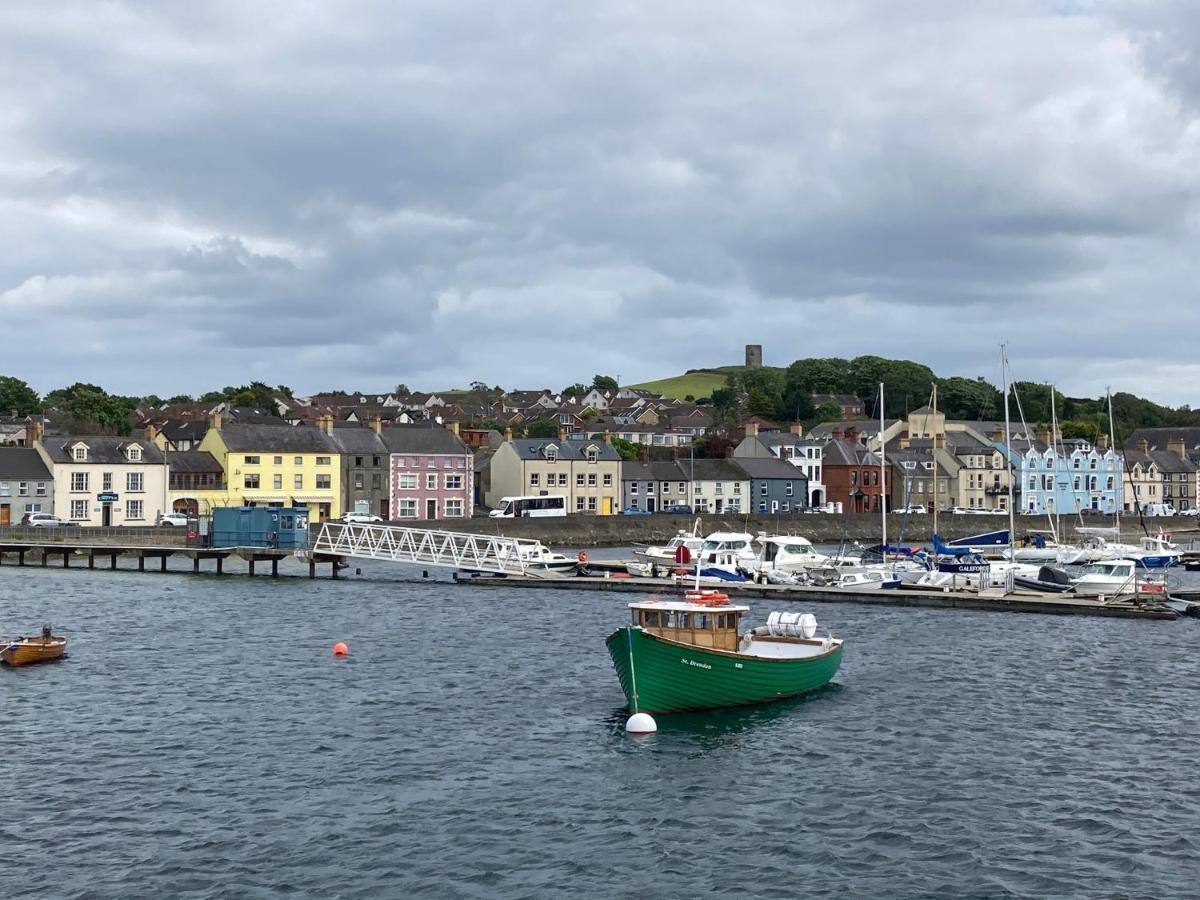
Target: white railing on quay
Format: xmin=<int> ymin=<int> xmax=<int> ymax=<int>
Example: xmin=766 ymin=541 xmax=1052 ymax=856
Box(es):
xmin=311 ymin=522 xmax=546 ymax=576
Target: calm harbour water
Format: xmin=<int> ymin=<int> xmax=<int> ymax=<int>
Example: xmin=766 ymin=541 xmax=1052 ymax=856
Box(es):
xmin=3 ymin=554 xmax=1200 ymax=898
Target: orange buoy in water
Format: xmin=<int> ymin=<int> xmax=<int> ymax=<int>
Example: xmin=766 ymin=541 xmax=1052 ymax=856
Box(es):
xmin=333 ymin=642 xmax=349 ymax=656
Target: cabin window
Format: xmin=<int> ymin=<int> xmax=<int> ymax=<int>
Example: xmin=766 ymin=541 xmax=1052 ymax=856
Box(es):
xmin=695 ymin=614 xmax=711 ymax=629
xmin=641 ymin=610 xmax=660 ymax=627
xmin=676 ymin=612 xmax=691 ymax=629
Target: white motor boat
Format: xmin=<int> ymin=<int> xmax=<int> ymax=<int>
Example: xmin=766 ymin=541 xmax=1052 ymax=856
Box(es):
xmin=808 ymin=566 xmax=902 ymax=591
xmin=753 ymin=534 xmax=832 ymax=573
xmin=1069 ymin=558 xmax=1146 ymax=597
xmin=696 ymin=532 xmax=758 ymax=569
xmin=516 ymin=542 xmax=579 ymax=574
xmin=632 ymin=526 xmax=705 ymax=564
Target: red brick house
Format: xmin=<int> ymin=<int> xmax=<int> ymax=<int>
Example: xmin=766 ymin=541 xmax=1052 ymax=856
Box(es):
xmin=821 ymin=427 xmax=891 ymax=513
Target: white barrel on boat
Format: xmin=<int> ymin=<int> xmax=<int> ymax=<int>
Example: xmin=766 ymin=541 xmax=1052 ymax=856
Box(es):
xmin=798 ymin=613 xmax=818 ymax=639
xmin=766 ymin=611 xmax=784 ymax=635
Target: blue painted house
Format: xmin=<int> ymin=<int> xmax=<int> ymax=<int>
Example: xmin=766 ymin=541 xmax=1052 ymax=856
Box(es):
xmin=997 ymin=436 xmax=1123 ymax=515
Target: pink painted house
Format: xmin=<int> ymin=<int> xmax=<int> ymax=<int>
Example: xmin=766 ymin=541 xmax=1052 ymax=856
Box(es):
xmin=383 ymin=426 xmax=473 ymax=520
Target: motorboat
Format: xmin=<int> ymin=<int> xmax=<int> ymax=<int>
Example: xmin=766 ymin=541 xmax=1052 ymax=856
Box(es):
xmin=1070 ymin=558 xmax=1153 ymax=597
xmin=632 ymin=521 xmax=705 ymax=564
xmin=808 ymin=566 xmax=902 ymax=591
xmin=753 ymin=534 xmax=831 ymax=573
xmin=696 ymin=531 xmax=758 ymax=568
xmin=1012 ymin=565 xmax=1075 ymax=593
xmin=608 ymin=600 xmax=843 ymax=713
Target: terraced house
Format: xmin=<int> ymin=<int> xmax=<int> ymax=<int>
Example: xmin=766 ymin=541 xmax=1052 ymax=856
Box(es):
xmin=35 ymin=431 xmax=169 ymax=526
xmin=485 ymin=437 xmax=621 ymax=514
xmin=386 ymin=425 xmax=473 ymax=520
xmin=199 ymin=414 xmax=342 ymax=522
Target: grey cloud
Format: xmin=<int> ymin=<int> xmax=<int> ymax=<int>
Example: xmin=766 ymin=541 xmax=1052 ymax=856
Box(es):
xmin=0 ymin=1 xmax=1197 ymax=402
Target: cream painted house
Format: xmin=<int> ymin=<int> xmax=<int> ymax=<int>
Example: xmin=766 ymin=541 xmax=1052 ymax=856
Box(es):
xmin=36 ymin=433 xmax=170 ymax=526
xmin=485 ymin=437 xmax=622 ymax=514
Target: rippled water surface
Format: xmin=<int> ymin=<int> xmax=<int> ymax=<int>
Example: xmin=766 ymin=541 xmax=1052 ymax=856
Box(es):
xmin=4 ymin=557 xmax=1200 ymax=898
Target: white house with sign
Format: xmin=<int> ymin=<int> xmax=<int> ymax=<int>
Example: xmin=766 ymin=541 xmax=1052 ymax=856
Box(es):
xmin=35 ymin=434 xmax=170 ymax=526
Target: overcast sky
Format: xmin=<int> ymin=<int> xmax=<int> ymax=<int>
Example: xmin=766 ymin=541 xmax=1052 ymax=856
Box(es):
xmin=2 ymin=1 xmax=1198 ymax=403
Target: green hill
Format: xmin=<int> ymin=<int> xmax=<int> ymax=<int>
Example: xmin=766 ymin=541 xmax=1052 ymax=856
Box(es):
xmin=629 ymin=366 xmax=784 ymax=400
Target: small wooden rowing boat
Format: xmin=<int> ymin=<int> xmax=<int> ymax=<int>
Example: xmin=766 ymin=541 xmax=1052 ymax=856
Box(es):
xmin=1 ymin=627 xmax=67 ymax=667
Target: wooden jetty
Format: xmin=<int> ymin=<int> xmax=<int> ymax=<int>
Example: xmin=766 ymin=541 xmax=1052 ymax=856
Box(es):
xmin=0 ymin=540 xmax=345 ymax=579
xmin=455 ymin=573 xmax=1178 ymax=620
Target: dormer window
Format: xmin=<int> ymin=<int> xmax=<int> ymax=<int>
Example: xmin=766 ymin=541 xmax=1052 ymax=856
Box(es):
xmin=545 ymin=445 xmax=558 ymax=462
xmin=71 ymin=445 xmax=88 ymax=462
xmin=127 ymin=445 xmax=142 ymax=461
xmin=586 ymin=446 xmax=599 ymax=463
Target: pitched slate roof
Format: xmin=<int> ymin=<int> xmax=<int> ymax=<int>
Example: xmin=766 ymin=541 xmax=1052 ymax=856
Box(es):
xmin=1125 ymin=427 xmax=1200 ymax=453
xmin=380 ymin=425 xmax=470 ymax=455
xmin=686 ymin=459 xmax=749 ymax=482
xmin=0 ymin=448 xmax=52 ymax=478
xmin=508 ymin=438 xmax=621 ymax=462
xmin=621 ymin=461 xmax=688 ymax=482
xmin=218 ymin=424 xmax=340 ymax=453
xmin=731 ymin=458 xmax=809 ymax=480
xmin=41 ymin=435 xmax=166 ymax=464
xmin=164 ymin=451 xmax=224 ymax=473
xmin=330 ymin=426 xmax=389 ymax=454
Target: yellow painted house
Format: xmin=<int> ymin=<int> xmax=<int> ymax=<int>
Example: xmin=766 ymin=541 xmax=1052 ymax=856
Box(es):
xmin=199 ymin=415 xmax=342 ymax=522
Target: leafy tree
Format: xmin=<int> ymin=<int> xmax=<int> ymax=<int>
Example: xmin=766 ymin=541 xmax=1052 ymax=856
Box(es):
xmin=166 ymin=394 xmax=195 ymax=404
xmin=561 ymin=383 xmax=589 ymax=398
xmin=937 ymin=376 xmax=1002 ymax=420
xmin=523 ymin=419 xmax=560 ymax=439
xmin=592 ymin=374 xmax=619 ymax=392
xmin=1060 ymin=419 xmax=1099 ymax=442
xmin=0 ymin=376 xmax=41 ymax=416
xmin=199 ymin=390 xmax=226 ymax=404
xmin=275 ymin=384 xmax=294 ymax=398
xmin=469 ymin=381 xmax=490 ymax=394
xmin=140 ymin=394 xmax=163 ymax=407
xmin=710 ymin=387 xmax=740 ymax=431
xmin=44 ymin=383 xmax=132 ymax=435
xmin=813 ymin=402 xmax=844 ymax=423
xmin=610 ymin=437 xmax=643 ymax=461
xmin=847 ymin=356 xmax=937 ymax=417
xmin=683 ymin=394 xmax=695 ymax=403
xmin=783 ymin=358 xmax=852 ymax=395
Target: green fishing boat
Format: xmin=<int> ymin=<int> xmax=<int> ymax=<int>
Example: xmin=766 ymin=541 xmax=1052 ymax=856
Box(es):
xmin=606 ymin=591 xmax=844 ymax=714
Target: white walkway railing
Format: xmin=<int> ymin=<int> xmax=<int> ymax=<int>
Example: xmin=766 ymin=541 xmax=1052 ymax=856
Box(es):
xmin=311 ymin=522 xmax=546 ymax=576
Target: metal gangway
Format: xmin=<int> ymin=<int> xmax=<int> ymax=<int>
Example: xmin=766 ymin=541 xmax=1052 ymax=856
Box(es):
xmin=311 ymin=522 xmax=550 ymax=577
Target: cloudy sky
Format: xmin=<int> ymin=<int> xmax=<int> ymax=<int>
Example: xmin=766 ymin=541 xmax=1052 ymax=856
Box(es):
xmin=2 ymin=1 xmax=1198 ymax=402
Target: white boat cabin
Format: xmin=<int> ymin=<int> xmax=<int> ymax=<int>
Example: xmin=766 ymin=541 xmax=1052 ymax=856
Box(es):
xmin=629 ymin=597 xmax=748 ymax=651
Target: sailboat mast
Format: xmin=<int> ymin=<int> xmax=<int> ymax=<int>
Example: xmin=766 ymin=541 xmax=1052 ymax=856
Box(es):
xmin=1107 ymin=387 xmax=1120 ymax=537
xmin=1002 ymin=345 xmax=1015 ymax=560
xmin=932 ymin=382 xmax=939 ymax=537
xmin=879 ymin=382 xmax=886 ymax=549
xmin=1049 ymin=382 xmax=1060 ymax=539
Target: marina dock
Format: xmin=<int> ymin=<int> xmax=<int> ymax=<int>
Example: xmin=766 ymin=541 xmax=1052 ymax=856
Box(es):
xmin=455 ymin=573 xmax=1179 ymax=620
xmin=0 ymin=540 xmax=345 ymax=578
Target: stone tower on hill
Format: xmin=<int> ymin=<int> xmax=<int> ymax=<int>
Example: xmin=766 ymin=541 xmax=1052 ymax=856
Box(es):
xmin=745 ymin=344 xmax=763 ymax=368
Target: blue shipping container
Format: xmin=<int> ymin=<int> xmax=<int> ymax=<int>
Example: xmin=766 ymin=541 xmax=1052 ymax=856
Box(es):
xmin=211 ymin=506 xmax=311 ymax=550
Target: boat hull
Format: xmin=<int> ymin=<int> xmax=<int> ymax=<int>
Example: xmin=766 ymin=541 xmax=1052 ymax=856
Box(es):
xmin=1 ymin=638 xmax=67 ymax=667
xmin=606 ymin=627 xmax=842 ymax=714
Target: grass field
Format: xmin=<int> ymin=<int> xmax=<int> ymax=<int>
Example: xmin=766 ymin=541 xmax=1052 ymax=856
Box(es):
xmin=630 ymin=365 xmax=788 ymax=400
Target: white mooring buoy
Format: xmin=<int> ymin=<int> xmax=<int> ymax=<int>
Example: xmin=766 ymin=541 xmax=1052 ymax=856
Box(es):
xmin=625 ymin=712 xmax=657 ymax=734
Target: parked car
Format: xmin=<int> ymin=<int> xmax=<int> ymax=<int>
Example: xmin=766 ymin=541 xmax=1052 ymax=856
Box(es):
xmin=946 ymin=506 xmax=971 ymax=514
xmin=660 ymin=504 xmax=693 ymax=514
xmin=1178 ymin=507 xmax=1199 ymax=516
xmin=1078 ymin=508 xmax=1106 ymax=517
xmin=342 ymin=512 xmax=384 ymax=524
xmin=622 ymin=506 xmax=652 ymax=516
xmin=158 ymin=512 xmax=190 ymax=526
xmin=21 ymin=512 xmax=66 ymax=527
xmin=893 ymin=505 xmax=927 ymax=514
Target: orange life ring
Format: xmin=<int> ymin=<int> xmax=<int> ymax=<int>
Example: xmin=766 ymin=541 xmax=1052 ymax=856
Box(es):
xmin=685 ymin=590 xmax=730 ymax=606
xmin=577 ymin=550 xmax=589 ymax=563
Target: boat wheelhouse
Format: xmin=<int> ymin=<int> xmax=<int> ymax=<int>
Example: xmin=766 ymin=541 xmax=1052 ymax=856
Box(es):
xmin=606 ymin=596 xmax=843 ymax=714
xmin=754 ymin=534 xmax=830 ymax=572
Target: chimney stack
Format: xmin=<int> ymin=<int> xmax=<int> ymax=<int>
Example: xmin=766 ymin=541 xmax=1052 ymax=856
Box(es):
xmin=448 ymin=420 xmax=460 ymax=437
xmin=503 ymin=427 xmax=514 ymax=442
xmin=144 ymin=423 xmax=161 ymax=447
xmin=1097 ymin=433 xmax=1109 ymax=450
xmin=1138 ymin=439 xmax=1149 ymax=454
xmin=603 ymin=430 xmax=613 ymax=445
xmin=370 ymin=416 xmax=382 ymax=434
xmin=899 ymin=434 xmax=910 ymax=450
xmin=1040 ymin=428 xmax=1053 ymax=448
xmin=745 ymin=421 xmax=759 ymax=437
xmin=318 ymin=413 xmax=334 ymax=435
xmin=1168 ymin=436 xmax=1186 ymax=459
xmin=831 ymin=428 xmax=844 ymax=441
xmin=559 ymin=426 xmax=569 ymax=442
xmin=208 ymin=410 xmax=222 ymax=431
xmin=991 ymin=427 xmax=1004 ymax=443
xmin=27 ymin=418 xmax=44 ymax=446
xmin=789 ymin=421 xmax=803 ymax=436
